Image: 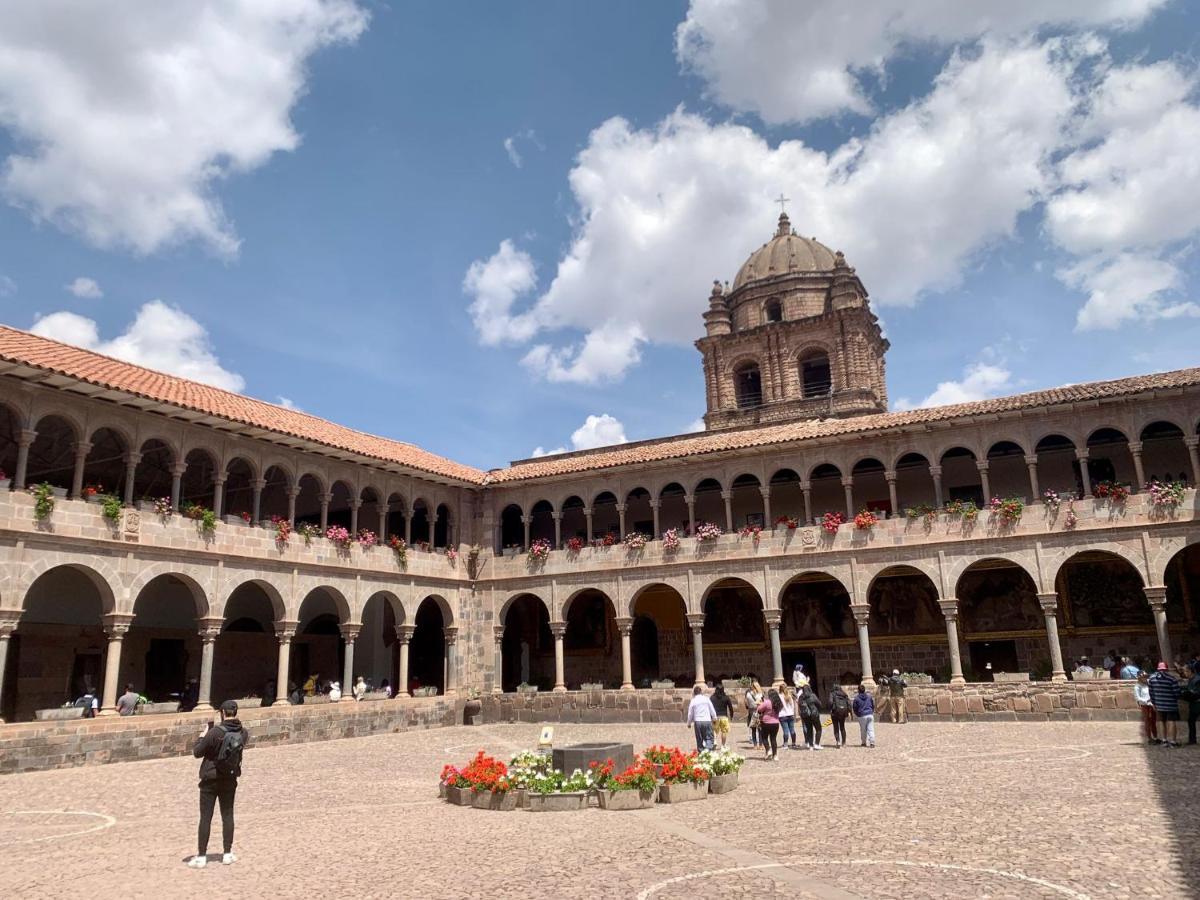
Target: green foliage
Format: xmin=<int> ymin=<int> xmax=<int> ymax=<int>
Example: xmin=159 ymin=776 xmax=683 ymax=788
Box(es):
xmin=100 ymin=494 xmax=123 ymax=521
xmin=30 ymin=482 xmax=55 ymax=520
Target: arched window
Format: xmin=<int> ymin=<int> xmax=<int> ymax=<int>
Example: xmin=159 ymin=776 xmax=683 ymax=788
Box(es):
xmin=734 ymin=362 xmax=762 ymax=409
xmin=765 ymin=299 xmax=783 ymax=323
xmin=799 ymin=351 xmax=831 ymax=398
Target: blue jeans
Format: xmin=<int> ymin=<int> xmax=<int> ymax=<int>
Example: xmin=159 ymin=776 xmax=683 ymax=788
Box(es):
xmin=693 ymin=721 xmax=714 ymax=751
xmin=779 ymin=715 xmax=796 ymax=745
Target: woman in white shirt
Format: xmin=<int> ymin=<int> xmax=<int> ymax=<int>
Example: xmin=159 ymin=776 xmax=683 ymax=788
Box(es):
xmin=778 ymin=686 xmax=798 ymax=750
xmin=1134 ymin=671 xmax=1158 ymax=744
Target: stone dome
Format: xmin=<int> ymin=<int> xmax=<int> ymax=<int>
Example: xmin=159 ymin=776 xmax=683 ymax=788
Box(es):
xmin=732 ymin=213 xmax=837 ymax=291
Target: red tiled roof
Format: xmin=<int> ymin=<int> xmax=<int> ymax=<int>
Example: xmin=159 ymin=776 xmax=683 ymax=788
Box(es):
xmin=0 ymin=325 xmax=486 ymax=484
xmin=487 ymin=367 xmax=1200 ymax=483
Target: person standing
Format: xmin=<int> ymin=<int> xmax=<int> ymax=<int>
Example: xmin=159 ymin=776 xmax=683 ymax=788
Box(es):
xmin=353 ymin=675 xmax=368 ymax=701
xmin=188 ymin=700 xmax=248 ymax=868
xmin=1134 ymin=672 xmax=1158 ymax=744
xmin=116 ymin=684 xmax=141 ymax=717
xmin=887 ymin=669 xmax=907 ymax=724
xmin=1148 ymin=662 xmax=1182 ymax=748
xmin=828 ymin=683 xmax=852 ymax=748
xmin=328 ymin=680 xmax=342 ymax=702
xmin=853 ymin=683 xmax=876 ymax=748
xmin=756 ymin=689 xmax=783 ymax=760
xmin=797 ymin=683 xmax=823 ymax=750
xmin=1181 ymin=663 xmax=1200 ymax=746
xmin=778 ymin=686 xmax=798 ymax=750
xmin=1119 ymin=657 xmax=1140 ymax=680
xmin=744 ymin=680 xmax=764 ymax=748
xmin=686 ymin=685 xmax=718 ymax=751
xmin=792 ymin=662 xmax=809 ymax=689
xmin=710 ymin=684 xmax=735 ymax=748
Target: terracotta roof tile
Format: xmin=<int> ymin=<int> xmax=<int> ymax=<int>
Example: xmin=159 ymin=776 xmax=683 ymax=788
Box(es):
xmin=0 ymin=324 xmax=486 ymax=484
xmin=486 ymin=367 xmax=1200 ymax=483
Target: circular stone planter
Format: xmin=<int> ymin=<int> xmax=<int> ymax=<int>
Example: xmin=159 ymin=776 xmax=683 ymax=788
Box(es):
xmin=598 ymin=787 xmax=658 ymax=810
xmin=658 ymin=781 xmax=709 ymax=804
xmin=526 ymin=792 xmax=590 ymax=812
xmin=470 ymin=790 xmax=518 ymax=811
xmin=708 ymin=772 xmax=739 ymax=794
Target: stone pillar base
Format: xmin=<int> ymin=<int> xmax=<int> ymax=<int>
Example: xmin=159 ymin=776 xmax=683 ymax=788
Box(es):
xmin=552 ymin=685 xmax=567 ymax=693
xmin=272 ymin=699 xmax=290 ymax=707
xmin=860 ymin=676 xmax=877 ymax=690
xmin=397 ymin=691 xmax=410 ymax=699
xmin=949 ymin=677 xmax=966 ymax=688
xmin=1050 ymin=673 xmax=1067 ymax=683
xmin=96 ymin=708 xmax=117 ymax=717
xmin=620 ymin=683 xmax=635 ymax=691
xmin=193 ymin=702 xmax=214 ymax=713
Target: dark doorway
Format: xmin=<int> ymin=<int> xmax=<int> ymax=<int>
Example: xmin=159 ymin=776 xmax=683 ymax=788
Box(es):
xmin=70 ymin=649 xmax=103 ymax=701
xmin=631 ymin=616 xmax=659 ymax=683
xmin=782 ymin=649 xmax=817 ymax=690
xmin=1 ymin=633 xmax=17 ymax=720
xmin=144 ymin=639 xmax=187 ymax=701
xmin=968 ymin=640 xmax=1019 ymax=680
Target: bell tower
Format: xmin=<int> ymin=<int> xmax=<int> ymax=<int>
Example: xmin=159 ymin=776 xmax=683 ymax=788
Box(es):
xmin=696 ymin=213 xmax=889 ymax=431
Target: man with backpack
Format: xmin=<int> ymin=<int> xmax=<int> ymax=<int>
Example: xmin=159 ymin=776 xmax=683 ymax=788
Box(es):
xmin=828 ymin=683 xmax=852 ymax=748
xmin=887 ymin=669 xmax=908 ymax=723
xmin=188 ymin=699 xmax=248 ymax=868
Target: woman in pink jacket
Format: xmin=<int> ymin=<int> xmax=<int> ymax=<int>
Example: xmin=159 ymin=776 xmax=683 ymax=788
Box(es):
xmin=756 ymin=689 xmax=783 ymax=760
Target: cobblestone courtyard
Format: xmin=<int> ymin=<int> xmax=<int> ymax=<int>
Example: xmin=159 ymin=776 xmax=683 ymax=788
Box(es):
xmin=0 ymin=720 xmax=1195 ymax=899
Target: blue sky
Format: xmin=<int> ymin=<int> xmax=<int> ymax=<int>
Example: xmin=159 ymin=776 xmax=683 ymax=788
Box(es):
xmin=1 ymin=1 xmax=1198 ymax=470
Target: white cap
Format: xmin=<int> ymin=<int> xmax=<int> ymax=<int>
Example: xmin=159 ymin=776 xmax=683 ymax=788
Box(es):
xmin=892 ymin=669 xmax=900 ymax=675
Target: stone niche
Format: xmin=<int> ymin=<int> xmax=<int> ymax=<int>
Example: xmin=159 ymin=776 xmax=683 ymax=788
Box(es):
xmin=552 ymin=742 xmax=634 ymax=777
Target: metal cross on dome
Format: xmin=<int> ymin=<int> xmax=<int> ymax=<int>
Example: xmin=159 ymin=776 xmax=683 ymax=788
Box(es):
xmin=775 ymin=193 xmax=790 ymax=214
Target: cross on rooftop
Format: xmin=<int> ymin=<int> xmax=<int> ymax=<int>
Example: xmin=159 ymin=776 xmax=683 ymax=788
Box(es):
xmin=775 ymin=193 xmax=790 ymax=214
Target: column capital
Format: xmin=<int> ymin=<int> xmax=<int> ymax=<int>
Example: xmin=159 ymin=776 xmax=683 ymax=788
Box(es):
xmin=884 ymin=470 xmax=896 ymax=483
xmin=349 ymin=498 xmax=362 ymax=510
xmin=551 ymin=511 xmax=562 ymax=521
xmin=614 ymin=615 xmax=633 ymax=635
xmin=840 ymin=476 xmax=853 ymax=487
xmin=211 ymin=472 xmax=227 ymax=486
xmin=0 ymin=610 xmax=21 ymax=637
xmin=103 ymin=613 xmax=134 ymax=637
xmin=683 ymin=495 xmax=695 ymax=506
xmin=720 ymin=490 xmax=732 ymax=501
xmin=71 ymin=440 xmax=93 ymax=458
xmin=759 ymin=485 xmax=771 ymax=498
xmin=287 ymin=486 xmax=301 ymax=499
xmin=975 ymin=460 xmax=990 ymax=472
xmin=582 ymin=507 xmax=593 ymax=517
xmin=1074 ymin=448 xmax=1089 ymax=461
xmin=320 ymin=492 xmax=333 ymax=504
xmin=799 ymin=480 xmax=811 ymax=491
xmin=493 ymin=624 xmax=505 ymax=643
xmin=123 ymin=451 xmax=143 ymax=467
xmin=1128 ymin=441 xmax=1143 ymax=454
xmin=340 ymin=624 xmax=361 ymax=642
xmin=1036 ymin=592 xmax=1060 ymax=613
xmin=686 ymin=613 xmax=705 ymax=632
xmin=928 ymin=465 xmax=942 ymax=477
xmin=1024 ymin=454 xmax=1039 ymax=466
xmin=274 ymin=620 xmax=298 ymax=642
xmin=250 ymin=477 xmax=267 ymax=490
xmin=1143 ymin=585 xmax=1168 ymax=609
xmin=520 ymin=515 xmax=531 ymax=524
xmin=549 ymin=621 xmax=567 ymax=638
xmin=396 ymin=625 xmax=416 ymax=643
xmin=615 ymin=503 xmax=627 ymax=513
xmin=197 ymin=617 xmax=223 ymax=641
xmin=170 ymin=460 xmax=188 ymax=476
xmin=648 ymin=499 xmax=661 ymax=510
xmin=763 ymin=609 xmax=782 ymax=628
xmin=938 ymin=599 xmax=959 ymax=620
xmin=1184 ymin=436 xmax=1199 ymax=450
xmin=850 ymin=604 xmax=871 ymax=626
xmin=17 ymin=428 xmax=37 ymax=447
xmin=442 ymin=626 xmax=458 ymax=645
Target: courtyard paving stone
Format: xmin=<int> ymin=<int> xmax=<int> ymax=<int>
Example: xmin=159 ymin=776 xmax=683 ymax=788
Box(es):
xmin=0 ymin=720 xmax=1194 ymax=898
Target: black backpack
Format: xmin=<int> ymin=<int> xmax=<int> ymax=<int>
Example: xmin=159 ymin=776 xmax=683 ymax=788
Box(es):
xmin=214 ymin=726 xmax=244 ymax=776
xmin=832 ymin=690 xmax=851 ymax=713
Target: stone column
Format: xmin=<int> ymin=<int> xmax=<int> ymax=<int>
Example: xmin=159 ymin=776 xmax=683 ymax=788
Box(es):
xmin=1075 ymin=449 xmax=1093 ymax=498
xmin=616 ymin=616 xmax=634 ymax=690
xmin=396 ymin=625 xmax=414 ymax=697
xmin=286 ymin=487 xmax=299 ymax=526
xmin=1036 ymin=593 xmax=1067 ymax=682
xmin=550 ymin=622 xmax=567 ymax=691
xmin=98 ymin=614 xmax=133 ymax=715
xmin=851 ymin=605 xmax=875 ymax=688
xmin=721 ymin=491 xmax=734 ymax=532
xmin=170 ymin=461 xmax=186 ymax=511
xmin=1024 ymin=455 xmax=1041 ymax=502
xmin=13 ymin=429 xmax=35 ymax=490
xmin=617 ymin=504 xmax=627 ymax=539
xmin=884 ymin=471 xmax=898 ymax=517
xmin=0 ymin=617 xmax=17 ymax=724
xmin=211 ymin=473 xmax=226 ymax=518
xmin=841 ymin=477 xmax=854 ymax=519
xmin=650 ymin=500 xmax=661 ymax=538
xmin=583 ymin=507 xmax=594 ymax=541
xmin=976 ymin=461 xmax=991 ymax=503
xmin=521 ymin=515 xmax=531 ymax=550
xmin=70 ymin=441 xmax=92 ymax=499
xmin=800 ymin=481 xmax=813 ymax=524
xmin=122 ymin=452 xmax=141 ymax=507
xmin=195 ymin=619 xmax=222 ymax=711
xmin=428 ymin=510 xmax=438 ymax=547
xmin=319 ymin=492 xmax=331 ymax=530
xmin=687 ymin=613 xmax=706 ymax=687
xmin=340 ymin=624 xmax=360 ymax=700
xmin=493 ymin=625 xmax=505 ymax=694
xmin=349 ymin=499 xmax=361 ymax=536
xmin=443 ymin=627 xmax=459 ymax=695
xmin=1184 ymin=437 xmax=1200 ymax=487
xmin=251 ymin=478 xmax=265 ymax=524
xmin=404 ymin=512 xmax=412 ymax=546
xmin=552 ymin=512 xmax=562 ymax=547
xmin=685 ymin=496 xmax=696 ymax=535
xmin=1144 ymin=586 xmax=1172 ymax=665
xmin=764 ymin=610 xmax=784 ymax=687
xmin=929 ymin=465 xmax=944 ymax=509
xmin=760 ymin=487 xmax=772 ymax=528
xmin=1128 ymin=442 xmax=1146 ymax=491
xmin=940 ymin=600 xmax=965 ymax=686
xmin=273 ymin=623 xmax=296 ymax=706
xmin=378 ymin=503 xmax=388 ymax=541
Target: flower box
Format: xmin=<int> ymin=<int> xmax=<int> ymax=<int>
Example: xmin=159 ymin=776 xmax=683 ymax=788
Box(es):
xmin=708 ymin=772 xmax=739 ymax=794
xmin=651 ymin=680 xmax=676 ymax=689
xmin=658 ymin=781 xmax=708 ymax=804
xmin=471 ymin=790 xmax=518 ymax=811
xmin=445 ymin=786 xmax=473 ymax=806
xmin=598 ymin=787 xmax=658 ymax=810
xmin=35 ymin=706 xmax=84 ymax=721
xmin=992 ymin=672 xmax=1030 ymax=683
xmin=527 ymin=791 xmax=590 ymax=812
xmin=136 ymin=701 xmax=181 ymax=715
xmin=233 ymin=697 xmax=262 ymax=709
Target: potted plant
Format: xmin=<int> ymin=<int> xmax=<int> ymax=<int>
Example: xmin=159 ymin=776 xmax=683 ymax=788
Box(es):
xmin=598 ymin=757 xmax=658 ymax=810
xmin=356 ymin=528 xmax=378 ymax=549
xmin=100 ymin=494 xmax=123 ymax=524
xmin=642 ymin=744 xmax=675 ymax=779
xmin=506 ymin=750 xmax=552 ymax=808
xmin=661 ymin=528 xmax=681 ymax=552
xmin=650 ymin=678 xmax=675 ymax=689
xmin=565 ymin=536 xmax=584 ymax=554
xmin=657 ymin=748 xmax=710 ymax=804
xmin=774 ymin=514 xmax=799 ymax=530
xmin=527 ymin=538 xmax=552 ymax=564
xmin=694 ymin=522 xmax=722 ymax=542
xmin=30 ymin=482 xmax=55 ymax=521
xmin=579 ymin=681 xmax=604 ymax=691
xmin=821 ymin=511 xmax=844 ymax=534
xmin=623 ymin=531 xmax=648 ymax=552
xmin=853 ymin=509 xmax=879 ymax=531
xmin=82 ymin=483 xmax=103 ymax=502
xmin=989 ymin=496 xmax=1024 ymax=525
xmin=697 ymin=748 xmax=745 ymax=794
xmin=326 ymin=524 xmax=352 ymax=550
xmin=1147 ymin=479 xmax=1186 ymax=509
xmin=738 ymin=524 xmax=762 ymax=544
xmin=526 ymin=768 xmax=594 ymax=812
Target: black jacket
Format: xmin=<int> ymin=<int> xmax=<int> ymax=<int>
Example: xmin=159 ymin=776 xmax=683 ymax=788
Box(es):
xmin=193 ymin=718 xmax=248 ymax=780
xmin=797 ymin=687 xmax=821 ymax=719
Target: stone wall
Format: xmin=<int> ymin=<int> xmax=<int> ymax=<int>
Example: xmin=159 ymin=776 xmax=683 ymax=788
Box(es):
xmin=0 ymin=697 xmax=461 ymax=775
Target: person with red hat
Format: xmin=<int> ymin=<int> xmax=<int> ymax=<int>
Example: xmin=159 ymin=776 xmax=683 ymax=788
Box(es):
xmin=1147 ymin=662 xmax=1182 ymax=748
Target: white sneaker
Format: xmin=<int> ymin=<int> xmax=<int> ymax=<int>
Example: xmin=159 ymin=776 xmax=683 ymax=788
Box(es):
xmin=222 ymin=853 xmax=237 ymax=865
xmin=813 ymin=744 xmax=823 ymax=751
xmin=187 ymin=856 xmax=207 ymax=869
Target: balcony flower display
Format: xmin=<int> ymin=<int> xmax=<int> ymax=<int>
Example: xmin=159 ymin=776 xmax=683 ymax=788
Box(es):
xmin=565 ymin=536 xmax=584 ymax=554
xmin=298 ymin=522 xmax=322 ymax=544
xmin=1146 ymin=479 xmax=1186 ymax=508
xmin=989 ymin=496 xmax=1024 ymax=524
xmin=904 ymin=504 xmax=936 ymax=524
xmin=773 ymin=514 xmax=799 ymax=530
xmin=153 ymin=496 xmax=173 ymax=518
xmin=738 ymin=524 xmax=762 ymax=543
xmin=82 ymin=483 xmax=102 ymax=498
xmin=1063 ymin=500 xmax=1078 ymax=529
xmin=181 ymin=501 xmax=216 ymax=533
xmin=662 ymin=528 xmax=681 ymax=552
xmin=239 ymin=511 xmax=251 ymax=523
xmin=1041 ymin=489 xmax=1062 ymax=510
xmin=388 ymin=535 xmax=408 ymax=566
xmin=356 ymin=528 xmax=378 ymax=549
xmin=623 ymin=531 xmax=648 ymax=551
xmin=528 ymin=538 xmax=552 ymax=562
xmin=445 ymin=546 xmax=458 ymax=563
xmin=820 ymin=511 xmax=844 ymax=534
xmin=326 ymin=524 xmax=352 ymax=549
xmin=694 ymin=521 xmax=722 ymax=542
xmin=601 ymin=532 xmax=617 ymax=547
xmin=270 ymin=515 xmax=291 ymax=546
xmin=944 ymin=499 xmax=978 ymax=521
xmin=853 ymin=509 xmax=878 ymax=530
xmin=1093 ymin=480 xmax=1129 ymax=503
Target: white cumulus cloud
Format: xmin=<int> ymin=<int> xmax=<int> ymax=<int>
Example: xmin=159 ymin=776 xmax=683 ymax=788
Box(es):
xmin=531 ymin=413 xmax=628 ymax=458
xmin=463 ymin=239 xmax=539 ymax=344
xmin=65 ymin=276 xmax=102 ymax=299
xmin=0 ymin=0 xmax=368 ymax=256
xmin=30 ymin=300 xmax=245 ymax=391
xmin=896 ymin=362 xmax=1014 ymax=410
xmin=675 ymin=0 xmax=1165 ymax=124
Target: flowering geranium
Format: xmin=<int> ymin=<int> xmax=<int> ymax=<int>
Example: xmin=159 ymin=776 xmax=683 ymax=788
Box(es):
xmin=153 ymin=496 xmax=173 ymax=518
xmin=388 ymin=535 xmax=408 ymax=566
xmin=239 ymin=510 xmax=252 ymax=523
xmin=1063 ymin=500 xmax=1078 ymax=529
xmin=989 ymin=496 xmax=1024 ymax=524
xmin=446 ymin=750 xmax=511 ymax=793
xmin=82 ymin=483 xmax=102 ymax=498
xmin=662 ymin=528 xmax=681 ymax=551
xmin=738 ymin=524 xmax=762 ymax=542
xmin=853 ymin=509 xmax=878 ymax=530
xmin=601 ymin=531 xmax=618 ymax=547
xmin=659 ymin=748 xmax=709 ymax=784
xmin=774 ymin=514 xmax=799 ymax=529
xmin=694 ymin=521 xmax=722 ymax=542
xmin=445 ymin=546 xmax=458 ymax=562
xmin=610 ymin=757 xmax=657 ymax=793
xmin=944 ymin=499 xmax=979 ymax=521
xmin=357 ymin=528 xmax=377 ymax=548
xmin=1093 ymin=480 xmax=1129 ymax=503
xmin=565 ymin=536 xmax=584 ymax=553
xmin=1042 ymin=489 xmax=1062 ymax=510
xmin=270 ymin=515 xmax=291 ymax=546
xmin=528 ymin=538 xmax=552 ymax=562
xmin=643 ymin=744 xmax=676 ymax=765
xmin=298 ymin=522 xmax=322 ymax=544
xmin=326 ymin=524 xmax=352 ymax=548
xmin=1146 ymin=480 xmax=1185 ymax=508
xmin=821 ymin=511 xmax=844 ymax=534
xmin=587 ymin=758 xmax=615 ymax=789
xmin=623 ymin=531 xmax=648 ymax=550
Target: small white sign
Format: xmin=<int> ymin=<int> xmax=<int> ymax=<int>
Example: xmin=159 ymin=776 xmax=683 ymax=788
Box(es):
xmin=537 ymin=725 xmax=554 ymax=749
